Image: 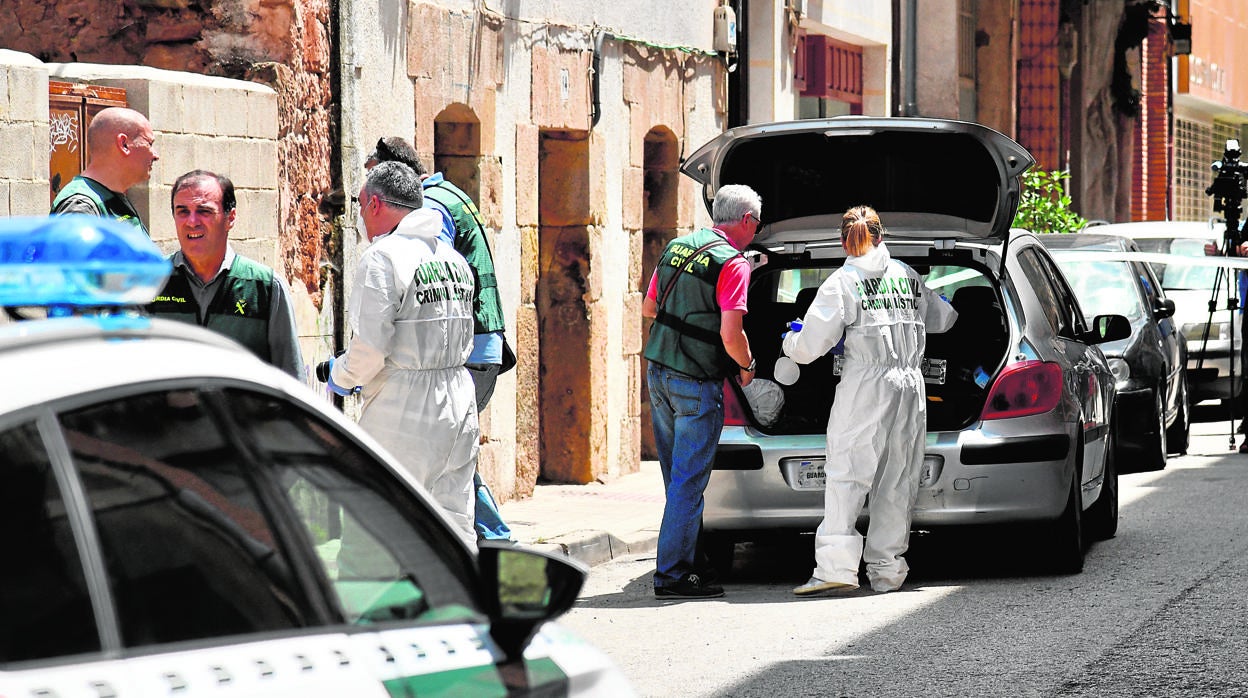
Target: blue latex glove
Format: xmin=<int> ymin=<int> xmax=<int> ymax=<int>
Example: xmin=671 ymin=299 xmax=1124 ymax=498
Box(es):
xmin=782 ymin=319 xmax=803 ymax=340
xmin=326 ymin=358 xmax=361 ymax=396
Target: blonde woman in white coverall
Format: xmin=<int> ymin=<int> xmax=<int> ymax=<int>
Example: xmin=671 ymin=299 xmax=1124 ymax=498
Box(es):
xmin=783 ymin=206 xmax=956 ymax=595
xmin=329 ymin=161 xmax=479 ymax=544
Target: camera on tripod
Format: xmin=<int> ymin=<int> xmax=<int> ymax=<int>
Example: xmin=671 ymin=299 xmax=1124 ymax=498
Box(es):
xmin=1206 ymin=138 xmax=1248 ymax=253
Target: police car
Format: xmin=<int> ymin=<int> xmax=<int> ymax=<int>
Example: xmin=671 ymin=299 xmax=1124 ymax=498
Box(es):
xmin=0 ymin=215 xmax=632 ymax=696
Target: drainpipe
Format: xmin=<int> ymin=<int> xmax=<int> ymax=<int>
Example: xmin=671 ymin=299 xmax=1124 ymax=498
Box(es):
xmin=904 ymin=0 xmax=918 ymax=116
xmin=327 ymin=0 xmax=362 ymax=403
xmin=591 ymin=30 xmax=610 ymax=129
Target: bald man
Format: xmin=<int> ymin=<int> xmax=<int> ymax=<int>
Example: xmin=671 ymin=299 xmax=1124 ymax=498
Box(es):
xmin=51 ymin=107 xmax=159 ymax=236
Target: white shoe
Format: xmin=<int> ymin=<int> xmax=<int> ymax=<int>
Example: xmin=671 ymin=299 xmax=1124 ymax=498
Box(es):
xmin=792 ymin=577 xmax=858 ymax=596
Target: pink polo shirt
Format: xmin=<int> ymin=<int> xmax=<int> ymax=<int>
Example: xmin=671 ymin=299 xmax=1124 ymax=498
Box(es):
xmin=646 ymin=230 xmax=750 ymax=312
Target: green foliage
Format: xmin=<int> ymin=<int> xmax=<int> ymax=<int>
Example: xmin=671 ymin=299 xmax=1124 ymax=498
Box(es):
xmin=1012 ymin=169 xmax=1088 ymax=234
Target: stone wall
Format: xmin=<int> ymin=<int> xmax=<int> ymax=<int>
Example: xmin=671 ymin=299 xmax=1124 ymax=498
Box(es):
xmin=382 ymin=1 xmax=724 ymax=493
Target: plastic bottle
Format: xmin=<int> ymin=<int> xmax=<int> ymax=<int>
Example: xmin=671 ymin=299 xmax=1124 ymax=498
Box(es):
xmin=774 ymin=356 xmax=800 ymax=385
xmin=774 ymin=319 xmax=804 ymax=385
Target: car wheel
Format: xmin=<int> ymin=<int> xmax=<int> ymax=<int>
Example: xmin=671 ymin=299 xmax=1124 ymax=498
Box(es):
xmin=1044 ymin=467 xmax=1085 ymax=575
xmin=1165 ymin=376 xmax=1190 ymax=456
xmin=1085 ymin=431 xmax=1119 ymax=542
xmin=1139 ymin=388 xmax=1168 ymax=471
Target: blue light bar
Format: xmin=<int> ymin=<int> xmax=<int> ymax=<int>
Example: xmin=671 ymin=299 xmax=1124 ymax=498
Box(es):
xmin=0 ymin=215 xmax=171 ymax=308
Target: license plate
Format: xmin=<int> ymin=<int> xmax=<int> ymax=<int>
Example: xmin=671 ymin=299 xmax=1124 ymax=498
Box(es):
xmin=793 ymin=459 xmax=825 ymax=490
xmin=831 ymin=356 xmax=947 ymax=384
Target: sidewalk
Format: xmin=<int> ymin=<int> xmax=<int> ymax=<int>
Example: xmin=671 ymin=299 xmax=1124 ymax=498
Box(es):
xmin=496 ymin=460 xmax=666 ymax=568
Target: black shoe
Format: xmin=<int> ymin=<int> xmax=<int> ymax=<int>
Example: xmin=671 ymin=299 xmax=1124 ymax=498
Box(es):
xmin=654 ymin=573 xmax=725 ymax=599
xmin=693 ymin=566 xmax=721 ymax=586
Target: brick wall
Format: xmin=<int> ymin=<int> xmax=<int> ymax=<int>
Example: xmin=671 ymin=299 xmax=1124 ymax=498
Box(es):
xmin=1017 ymin=0 xmax=1061 ymax=172
xmin=1134 ymin=18 xmax=1171 ymax=222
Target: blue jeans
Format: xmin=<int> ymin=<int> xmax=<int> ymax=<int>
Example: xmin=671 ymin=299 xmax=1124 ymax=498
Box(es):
xmin=473 ymin=472 xmax=513 ymax=540
xmin=648 ymin=363 xmax=724 ymax=588
xmin=467 ymin=362 xmax=512 ymax=541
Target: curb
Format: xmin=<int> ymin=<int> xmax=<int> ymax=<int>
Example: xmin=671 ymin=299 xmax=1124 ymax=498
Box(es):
xmin=526 ymin=529 xmax=658 ymax=568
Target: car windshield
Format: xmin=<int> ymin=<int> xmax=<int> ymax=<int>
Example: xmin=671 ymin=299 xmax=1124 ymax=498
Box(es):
xmin=770 ymin=265 xmax=981 ymax=304
xmin=1134 ymin=237 xmax=1218 ymax=291
xmin=1054 ymin=257 xmax=1145 ymax=322
xmin=751 ymin=260 xmax=1002 ymax=435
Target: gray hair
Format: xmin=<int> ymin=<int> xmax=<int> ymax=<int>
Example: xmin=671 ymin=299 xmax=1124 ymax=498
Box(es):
xmin=363 ymin=161 xmax=424 ymax=209
xmin=711 ymin=184 xmax=762 ymax=226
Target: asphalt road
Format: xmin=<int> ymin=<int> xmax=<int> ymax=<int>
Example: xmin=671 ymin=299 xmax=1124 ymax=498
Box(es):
xmin=561 ymin=421 xmax=1248 ymax=698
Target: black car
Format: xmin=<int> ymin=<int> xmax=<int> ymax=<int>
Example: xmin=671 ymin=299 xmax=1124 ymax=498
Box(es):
xmin=1039 ymin=232 xmax=1190 ymax=470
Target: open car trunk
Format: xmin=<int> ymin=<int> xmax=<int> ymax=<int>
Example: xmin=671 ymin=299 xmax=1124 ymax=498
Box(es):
xmin=735 ymin=256 xmax=1009 ymax=435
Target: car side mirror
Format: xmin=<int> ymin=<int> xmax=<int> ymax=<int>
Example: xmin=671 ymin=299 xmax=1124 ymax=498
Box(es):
xmin=477 ymin=541 xmax=587 ymax=665
xmin=1153 ymin=298 xmax=1176 ymax=319
xmin=1084 ymin=314 xmax=1131 ymax=344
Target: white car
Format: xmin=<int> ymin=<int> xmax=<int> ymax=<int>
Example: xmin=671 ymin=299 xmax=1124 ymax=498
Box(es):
xmin=0 ymin=215 xmax=632 ymax=697
xmin=1088 ymin=220 xmax=1241 ymax=413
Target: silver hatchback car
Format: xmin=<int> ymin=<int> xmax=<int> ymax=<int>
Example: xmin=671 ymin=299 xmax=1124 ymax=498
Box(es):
xmin=680 ymin=118 xmax=1129 ymax=575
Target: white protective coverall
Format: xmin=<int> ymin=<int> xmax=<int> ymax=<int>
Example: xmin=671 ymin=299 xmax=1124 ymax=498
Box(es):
xmin=782 ymin=241 xmax=957 ymax=591
xmin=332 ymin=207 xmax=479 ymax=543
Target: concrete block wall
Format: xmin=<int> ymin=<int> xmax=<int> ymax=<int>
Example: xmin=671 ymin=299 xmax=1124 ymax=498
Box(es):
xmin=45 ymin=64 xmax=280 ymax=260
xmin=0 ymin=50 xmax=52 ymax=217
xmin=40 ymin=63 xmax=334 ymax=384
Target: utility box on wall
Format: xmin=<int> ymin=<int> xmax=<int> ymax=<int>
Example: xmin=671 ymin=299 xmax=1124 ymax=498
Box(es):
xmin=48 ymin=81 xmax=127 ymax=203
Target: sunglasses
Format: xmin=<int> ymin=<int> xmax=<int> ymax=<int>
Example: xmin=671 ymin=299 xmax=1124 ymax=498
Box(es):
xmin=352 ymin=194 xmax=418 ymax=210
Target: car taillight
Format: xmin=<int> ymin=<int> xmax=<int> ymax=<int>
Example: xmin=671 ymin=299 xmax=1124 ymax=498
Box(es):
xmin=980 ymin=360 xmax=1063 ymax=420
xmin=724 ymin=380 xmax=748 ymax=426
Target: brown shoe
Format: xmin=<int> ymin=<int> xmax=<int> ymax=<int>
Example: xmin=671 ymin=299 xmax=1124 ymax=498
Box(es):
xmin=792 ymin=577 xmax=858 ymax=596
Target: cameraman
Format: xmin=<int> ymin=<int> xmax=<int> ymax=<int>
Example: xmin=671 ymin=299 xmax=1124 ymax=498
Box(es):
xmin=1204 ymin=236 xmax=1248 ymax=453
xmin=1205 ymin=139 xmax=1248 ymax=453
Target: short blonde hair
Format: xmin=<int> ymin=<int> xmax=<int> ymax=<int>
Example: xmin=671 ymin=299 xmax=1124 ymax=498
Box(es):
xmin=841 ymin=205 xmax=883 ymax=257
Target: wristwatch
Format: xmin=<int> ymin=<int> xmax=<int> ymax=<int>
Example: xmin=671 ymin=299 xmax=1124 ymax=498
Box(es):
xmin=741 ymin=358 xmax=756 ymax=373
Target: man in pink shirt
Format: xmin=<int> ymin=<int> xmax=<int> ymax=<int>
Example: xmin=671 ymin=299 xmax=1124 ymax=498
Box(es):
xmin=642 ymin=184 xmax=761 ymax=599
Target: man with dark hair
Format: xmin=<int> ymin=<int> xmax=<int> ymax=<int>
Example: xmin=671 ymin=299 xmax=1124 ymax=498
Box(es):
xmin=51 ymin=107 xmax=159 ymax=236
xmin=146 ymin=170 xmax=304 ymax=379
xmin=367 ymin=137 xmax=514 ymax=542
xmin=365 ymin=137 xmax=422 ymax=173
xmin=326 ymin=160 xmax=480 ymax=543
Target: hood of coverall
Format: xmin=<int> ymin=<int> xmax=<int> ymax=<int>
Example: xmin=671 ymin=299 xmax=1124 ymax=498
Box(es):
xmin=679 ymin=117 xmax=1034 ymax=249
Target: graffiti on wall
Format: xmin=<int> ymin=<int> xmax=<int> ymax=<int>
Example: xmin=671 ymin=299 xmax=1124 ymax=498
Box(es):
xmin=49 ymin=112 xmax=80 ymax=155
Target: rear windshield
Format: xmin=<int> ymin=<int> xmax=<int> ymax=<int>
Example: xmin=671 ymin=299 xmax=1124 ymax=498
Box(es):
xmin=764 ymin=264 xmax=990 ymax=305
xmin=1135 ymin=237 xmax=1217 ymax=291
xmin=1054 ymin=258 xmax=1145 ymax=321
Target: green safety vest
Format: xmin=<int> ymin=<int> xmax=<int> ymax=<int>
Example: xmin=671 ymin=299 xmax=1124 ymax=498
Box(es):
xmin=147 ymin=256 xmax=274 ymax=362
xmin=423 ymin=180 xmax=506 ymax=334
xmin=50 ymin=176 xmax=150 ymax=236
xmin=643 ymin=228 xmax=741 ymax=380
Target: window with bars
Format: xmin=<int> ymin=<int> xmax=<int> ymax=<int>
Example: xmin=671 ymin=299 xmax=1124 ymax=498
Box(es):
xmin=1212 ymin=120 xmax=1240 ymax=161
xmin=959 ymin=0 xmax=977 ymax=80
